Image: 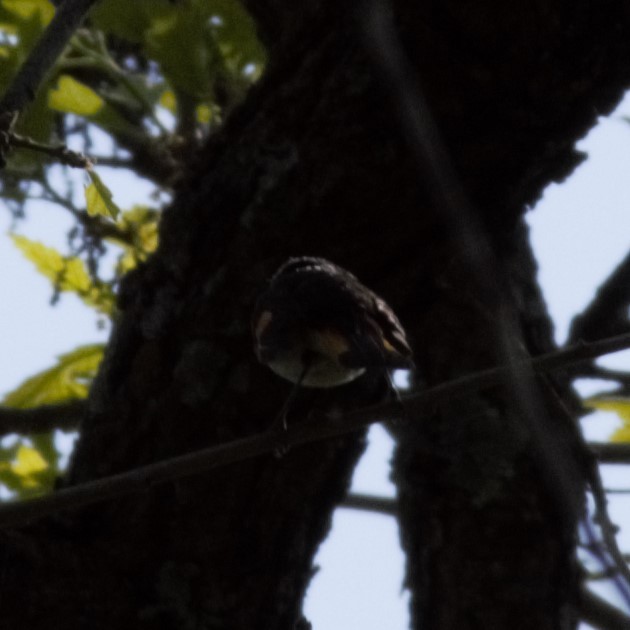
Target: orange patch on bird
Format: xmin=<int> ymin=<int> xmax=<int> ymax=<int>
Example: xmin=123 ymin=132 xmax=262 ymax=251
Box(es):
xmin=307 ymin=329 xmax=350 ymax=360
xmin=254 ymin=310 xmax=273 ymax=339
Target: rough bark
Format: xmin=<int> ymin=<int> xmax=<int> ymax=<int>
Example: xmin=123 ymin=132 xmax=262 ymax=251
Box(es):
xmin=2 ymin=1 xmax=630 ymax=629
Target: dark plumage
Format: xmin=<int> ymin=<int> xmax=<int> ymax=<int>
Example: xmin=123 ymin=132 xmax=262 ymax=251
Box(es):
xmin=252 ymin=257 xmax=412 ymax=387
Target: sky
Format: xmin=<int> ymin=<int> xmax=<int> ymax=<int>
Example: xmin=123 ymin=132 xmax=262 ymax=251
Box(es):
xmin=1 ymin=92 xmax=630 ymax=627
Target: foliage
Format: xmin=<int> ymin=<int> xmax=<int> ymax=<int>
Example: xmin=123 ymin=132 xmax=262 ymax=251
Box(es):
xmin=85 ymin=169 xmax=121 ymax=220
xmin=0 ymin=0 xmax=265 ymax=498
xmin=2 ymin=198 xmax=159 ymax=496
xmin=4 ymin=344 xmax=105 ymax=409
xmin=0 ymin=0 xmax=264 ymax=209
xmin=1 ymin=344 xmax=104 ymax=496
xmin=11 ymin=234 xmax=116 ymax=314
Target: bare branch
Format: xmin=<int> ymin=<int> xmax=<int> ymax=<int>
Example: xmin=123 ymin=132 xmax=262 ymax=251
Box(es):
xmin=0 ymin=332 xmax=628 ymax=530
xmin=91 ymin=156 xmax=134 ymax=169
xmin=586 ymin=446 xmax=630 ymax=595
xmin=579 ymin=585 xmax=630 ymax=630
xmin=4 ymin=131 xmax=92 ymax=168
xmin=570 ymin=250 xmax=630 ymax=345
xmin=575 ymin=364 xmax=630 ymax=387
xmin=585 ymin=555 xmax=630 ymax=580
xmin=340 ymin=493 xmax=397 ymax=516
xmin=590 ymin=443 xmax=630 ymax=464
xmin=0 ymin=0 xmax=100 ymax=115
xmin=0 ymin=401 xmax=85 ymax=435
xmin=543 ymin=380 xmax=630 ymax=595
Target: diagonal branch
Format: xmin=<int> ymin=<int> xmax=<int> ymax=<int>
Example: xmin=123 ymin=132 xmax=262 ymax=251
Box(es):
xmin=4 ymin=131 xmax=92 ymax=168
xmin=340 ymin=493 xmax=397 ymax=516
xmin=0 ymin=332 xmax=628 ymax=530
xmin=0 ymin=0 xmax=100 ymax=116
xmin=569 ymin=249 xmax=630 ymax=345
xmin=579 ymin=585 xmax=630 ymax=630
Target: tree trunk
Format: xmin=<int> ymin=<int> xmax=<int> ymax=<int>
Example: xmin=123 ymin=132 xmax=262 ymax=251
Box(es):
xmin=2 ymin=1 xmax=630 ymax=628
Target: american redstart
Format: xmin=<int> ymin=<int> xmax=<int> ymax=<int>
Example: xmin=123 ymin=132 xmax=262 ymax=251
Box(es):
xmin=252 ymin=257 xmax=413 ymax=393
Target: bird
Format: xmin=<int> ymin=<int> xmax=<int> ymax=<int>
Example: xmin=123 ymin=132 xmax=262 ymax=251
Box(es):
xmin=252 ymin=257 xmax=413 ymax=392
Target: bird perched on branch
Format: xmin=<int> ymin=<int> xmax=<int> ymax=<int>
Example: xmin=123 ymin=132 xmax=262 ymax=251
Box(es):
xmin=252 ymin=257 xmax=413 ymax=392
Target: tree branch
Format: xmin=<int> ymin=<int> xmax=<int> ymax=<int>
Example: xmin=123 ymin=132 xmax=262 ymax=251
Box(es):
xmin=569 ymin=249 xmax=630 ymax=345
xmin=363 ymin=11 xmax=585 ymax=602
xmin=579 ymin=585 xmax=630 ymax=630
xmin=0 ymin=0 xmax=100 ymax=115
xmin=0 ymin=332 xmax=628 ymax=530
xmin=581 ymin=433 xmax=630 ymax=599
xmin=0 ymin=401 xmax=85 ymax=435
xmin=590 ymin=443 xmax=630 ymax=464
xmin=3 ymin=131 xmax=92 ymax=168
xmin=577 ymin=363 xmax=630 ymax=386
xmin=340 ymin=493 xmax=397 ymax=516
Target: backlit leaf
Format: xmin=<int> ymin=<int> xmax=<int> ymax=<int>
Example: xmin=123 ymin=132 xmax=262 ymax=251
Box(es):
xmin=2 ymin=344 xmax=105 ymax=409
xmin=2 ymin=0 xmax=54 ymax=25
xmin=86 ymin=170 xmax=121 ymax=220
xmin=11 ymin=234 xmax=115 ymax=314
xmin=12 ymin=444 xmax=47 ymax=477
xmin=49 ymin=75 xmax=104 ymax=115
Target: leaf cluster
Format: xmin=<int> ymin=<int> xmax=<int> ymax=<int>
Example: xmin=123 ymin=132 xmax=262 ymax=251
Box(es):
xmin=0 ymin=0 xmax=265 ymax=498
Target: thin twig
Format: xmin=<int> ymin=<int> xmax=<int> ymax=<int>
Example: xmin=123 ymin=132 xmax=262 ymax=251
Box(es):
xmin=590 ymin=443 xmax=630 ymax=464
xmin=340 ymin=493 xmax=397 ymax=516
xmin=40 ymin=177 xmax=133 ymax=244
xmin=0 ymin=0 xmax=100 ymax=115
xmin=0 ymin=332 xmax=628 ymax=529
xmin=591 ymin=465 xmax=630 ymax=596
xmin=0 ymin=401 xmax=85 ymax=435
xmin=5 ymin=131 xmax=92 ymax=168
xmin=576 ymin=364 xmax=630 ymax=386
xmin=546 ymin=377 xmax=630 ymax=601
xmin=64 ymin=40 xmax=170 ymax=136
xmin=90 ymin=156 xmax=133 ymax=169
xmin=584 ymin=513 xmax=630 ymax=610
xmin=586 ymin=556 xmax=630 ymax=580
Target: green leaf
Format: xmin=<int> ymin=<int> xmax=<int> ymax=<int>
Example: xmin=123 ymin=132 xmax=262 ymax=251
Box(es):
xmin=2 ymin=344 xmax=105 ymax=409
xmin=92 ymin=0 xmax=214 ymax=98
xmin=10 ymin=234 xmax=116 ymax=314
xmin=90 ymin=0 xmax=154 ymax=43
xmin=0 ymin=4 xmax=56 ymax=158
xmin=92 ymin=0 xmax=265 ymax=101
xmin=12 ymin=444 xmax=47 ymax=477
xmin=107 ymin=205 xmax=159 ymax=273
xmin=144 ymin=4 xmax=216 ymax=99
xmin=0 ymin=439 xmax=58 ymax=498
xmin=48 ymin=75 xmax=104 ymax=115
xmin=208 ymin=0 xmax=266 ymax=74
xmin=85 ymin=170 xmax=121 ymax=220
xmin=2 ymin=0 xmax=54 ymax=24
xmin=12 ymin=234 xmax=90 ymax=290
xmin=48 ymin=70 xmax=146 ymax=137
